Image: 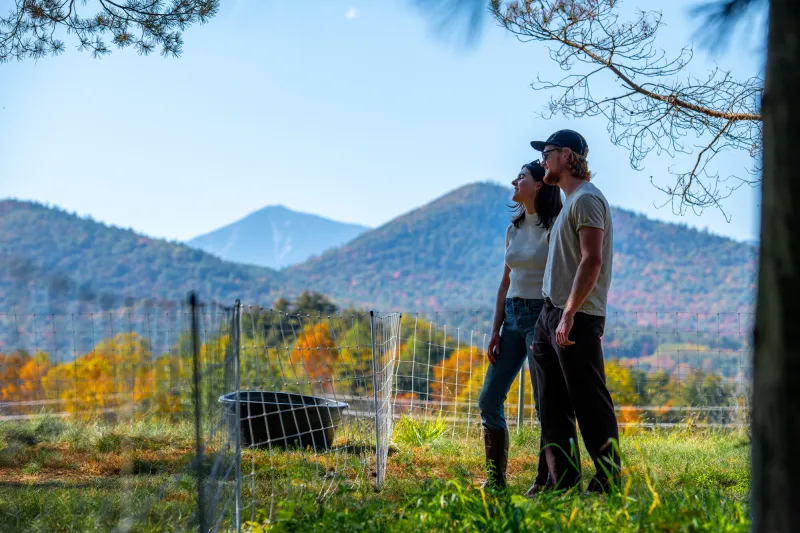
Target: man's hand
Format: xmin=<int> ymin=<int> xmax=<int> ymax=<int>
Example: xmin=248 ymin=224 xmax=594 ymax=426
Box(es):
xmin=487 ymin=332 xmax=501 ymax=365
xmin=556 ymin=312 xmax=576 ymax=348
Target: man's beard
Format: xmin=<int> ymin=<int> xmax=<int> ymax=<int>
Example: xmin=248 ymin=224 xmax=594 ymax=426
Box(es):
xmin=544 ymin=168 xmax=561 ymax=185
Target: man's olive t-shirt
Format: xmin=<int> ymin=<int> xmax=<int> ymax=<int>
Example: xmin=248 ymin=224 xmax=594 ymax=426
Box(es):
xmin=542 ymin=181 xmax=613 ymax=317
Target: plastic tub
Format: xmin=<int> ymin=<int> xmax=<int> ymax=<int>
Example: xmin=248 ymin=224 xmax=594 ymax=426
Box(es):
xmin=219 ymin=391 xmax=349 ymax=450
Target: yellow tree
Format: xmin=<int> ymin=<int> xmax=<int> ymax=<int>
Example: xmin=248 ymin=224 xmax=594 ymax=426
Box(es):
xmin=451 ymin=358 xmax=535 ymax=424
xmin=604 ymin=360 xmax=642 ymax=427
xmin=42 ymin=333 xmax=153 ymax=417
xmin=431 ymin=347 xmax=484 ymax=416
xmin=604 ymin=360 xmax=640 ymax=406
xmin=143 ymin=332 xmax=230 ymax=416
xmin=150 ymin=352 xmax=186 ymax=415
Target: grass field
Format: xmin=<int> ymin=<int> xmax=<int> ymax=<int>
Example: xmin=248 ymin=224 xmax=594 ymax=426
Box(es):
xmin=0 ymin=417 xmax=750 ymax=532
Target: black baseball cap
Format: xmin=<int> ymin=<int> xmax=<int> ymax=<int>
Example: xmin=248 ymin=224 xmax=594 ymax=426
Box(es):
xmin=530 ymin=129 xmax=588 ymax=157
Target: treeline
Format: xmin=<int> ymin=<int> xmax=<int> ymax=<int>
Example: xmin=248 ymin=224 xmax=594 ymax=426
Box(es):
xmin=0 ymin=332 xmax=229 ymax=418
xmin=0 ymin=293 xmax=745 ymax=424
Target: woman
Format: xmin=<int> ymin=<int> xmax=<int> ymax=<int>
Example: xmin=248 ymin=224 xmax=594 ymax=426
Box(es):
xmin=478 ymin=160 xmax=563 ymax=491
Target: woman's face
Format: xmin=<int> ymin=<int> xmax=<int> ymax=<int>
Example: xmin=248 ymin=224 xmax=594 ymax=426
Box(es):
xmin=511 ymin=167 xmax=541 ymax=204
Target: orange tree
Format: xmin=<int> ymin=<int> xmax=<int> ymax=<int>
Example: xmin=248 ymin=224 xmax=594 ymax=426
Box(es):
xmin=0 ymin=351 xmax=51 ymax=414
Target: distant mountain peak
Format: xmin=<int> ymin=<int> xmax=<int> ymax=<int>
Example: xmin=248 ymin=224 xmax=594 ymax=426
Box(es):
xmin=187 ymin=205 xmax=370 ymax=270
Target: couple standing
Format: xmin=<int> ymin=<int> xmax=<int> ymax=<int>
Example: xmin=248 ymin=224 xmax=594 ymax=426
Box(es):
xmin=478 ymin=129 xmax=621 ymax=494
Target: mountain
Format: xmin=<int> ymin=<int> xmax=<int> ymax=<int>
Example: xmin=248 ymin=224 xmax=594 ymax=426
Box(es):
xmin=285 ymin=182 xmax=757 ymax=315
xmin=187 ymin=205 xmax=370 ymax=269
xmin=1 ymin=184 xmax=758 ymax=319
xmin=0 ymin=200 xmax=283 ymax=314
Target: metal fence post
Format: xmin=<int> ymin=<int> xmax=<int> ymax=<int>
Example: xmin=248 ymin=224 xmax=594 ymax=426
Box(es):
xmin=369 ymin=311 xmax=381 ymax=490
xmin=517 ymin=360 xmax=526 ymax=432
xmin=391 ymin=314 xmax=402 ymax=419
xmin=233 ymin=301 xmax=242 ymax=533
xmin=190 ymin=293 xmax=207 ymax=533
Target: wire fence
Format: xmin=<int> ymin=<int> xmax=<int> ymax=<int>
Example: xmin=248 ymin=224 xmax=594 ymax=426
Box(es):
xmin=371 ymin=311 xmax=401 ymax=489
xmin=223 ymin=306 xmax=402 ymax=525
xmin=0 ymin=300 xmax=752 ymax=531
xmin=192 ymin=296 xmax=240 ymax=533
xmin=0 ymin=308 xmax=752 ymax=424
xmin=0 ymin=306 xmax=196 ymax=420
xmin=0 ymin=297 xmax=241 ymax=531
xmin=392 ymin=310 xmax=752 ymax=435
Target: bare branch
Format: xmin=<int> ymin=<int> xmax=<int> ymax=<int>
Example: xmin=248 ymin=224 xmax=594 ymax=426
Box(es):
xmin=490 ymin=0 xmax=763 ymax=217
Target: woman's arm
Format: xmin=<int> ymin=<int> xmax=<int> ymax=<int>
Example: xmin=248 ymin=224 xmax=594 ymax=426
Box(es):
xmin=491 ymin=266 xmax=511 ymax=336
xmin=488 ymin=228 xmax=512 ymax=364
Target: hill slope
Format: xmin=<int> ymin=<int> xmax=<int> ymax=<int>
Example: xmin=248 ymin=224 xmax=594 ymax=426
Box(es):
xmin=0 ymin=200 xmax=283 ymax=313
xmin=286 ymin=182 xmax=757 ymax=314
xmin=187 ymin=205 xmax=369 ymax=269
xmin=1 ymin=186 xmax=757 ymax=318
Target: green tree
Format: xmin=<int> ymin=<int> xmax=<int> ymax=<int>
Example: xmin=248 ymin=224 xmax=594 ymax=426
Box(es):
xmin=295 ymin=291 xmax=339 ymax=316
xmin=679 ymin=369 xmax=732 ymax=407
xmin=1 ymin=0 xmax=219 ymax=61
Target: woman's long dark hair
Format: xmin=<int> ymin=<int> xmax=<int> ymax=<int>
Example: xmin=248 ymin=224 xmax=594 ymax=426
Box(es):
xmin=511 ymin=160 xmax=563 ymax=230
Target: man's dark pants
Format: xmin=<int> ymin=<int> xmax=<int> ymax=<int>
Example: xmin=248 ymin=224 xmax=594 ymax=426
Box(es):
xmin=532 ymin=299 xmax=621 ymax=491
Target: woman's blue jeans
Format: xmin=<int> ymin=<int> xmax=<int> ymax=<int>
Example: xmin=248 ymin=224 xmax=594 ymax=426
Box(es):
xmin=479 ymin=298 xmax=543 ymax=431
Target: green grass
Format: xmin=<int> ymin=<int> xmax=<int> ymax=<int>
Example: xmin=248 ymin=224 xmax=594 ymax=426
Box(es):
xmin=393 ymin=414 xmax=447 ymax=447
xmin=0 ymin=418 xmax=750 ymax=532
xmin=0 ymin=416 xmax=71 ymax=447
xmin=252 ymin=479 xmax=749 ymax=533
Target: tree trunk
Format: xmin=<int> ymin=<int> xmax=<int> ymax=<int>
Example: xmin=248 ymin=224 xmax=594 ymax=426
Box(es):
xmin=752 ymin=1 xmax=800 ymax=531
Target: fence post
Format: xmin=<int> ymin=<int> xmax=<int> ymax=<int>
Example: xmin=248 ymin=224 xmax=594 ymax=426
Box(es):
xmin=391 ymin=314 xmax=402 ymax=419
xmin=517 ymin=360 xmax=526 ymax=432
xmin=233 ymin=301 xmax=242 ymax=533
xmin=190 ymin=293 xmax=207 ymax=533
xmin=369 ymin=311 xmax=381 ymax=490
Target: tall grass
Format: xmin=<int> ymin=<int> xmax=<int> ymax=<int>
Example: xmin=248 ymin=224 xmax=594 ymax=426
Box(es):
xmin=249 ymin=477 xmax=749 ymax=532
xmin=0 ymin=418 xmax=750 ymax=532
xmin=393 ymin=414 xmax=447 ymax=447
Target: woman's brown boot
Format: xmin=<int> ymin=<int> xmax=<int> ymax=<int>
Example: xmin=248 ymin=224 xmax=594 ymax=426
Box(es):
xmin=481 ymin=427 xmax=509 ymax=490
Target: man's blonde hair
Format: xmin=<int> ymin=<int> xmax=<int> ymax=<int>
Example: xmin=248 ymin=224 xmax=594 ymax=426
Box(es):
xmin=566 ymin=149 xmax=591 ymax=181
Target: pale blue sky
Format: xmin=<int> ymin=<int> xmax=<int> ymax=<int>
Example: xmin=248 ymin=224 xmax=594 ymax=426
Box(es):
xmin=0 ymin=0 xmax=765 ymax=243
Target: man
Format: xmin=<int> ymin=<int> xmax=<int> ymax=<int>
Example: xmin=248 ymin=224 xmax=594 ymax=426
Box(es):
xmin=528 ymin=129 xmax=620 ymax=494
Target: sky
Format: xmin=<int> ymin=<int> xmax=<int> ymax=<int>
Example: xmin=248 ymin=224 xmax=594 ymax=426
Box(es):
xmin=0 ymin=0 xmax=766 ymax=243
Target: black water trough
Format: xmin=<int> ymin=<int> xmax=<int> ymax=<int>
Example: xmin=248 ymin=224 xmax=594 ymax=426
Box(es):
xmin=219 ymin=391 xmax=349 ymax=451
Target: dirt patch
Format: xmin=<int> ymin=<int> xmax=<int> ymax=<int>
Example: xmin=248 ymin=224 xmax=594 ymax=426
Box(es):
xmin=0 ymin=442 xmax=195 ymax=484
xmin=0 ymin=468 xmax=96 ymax=485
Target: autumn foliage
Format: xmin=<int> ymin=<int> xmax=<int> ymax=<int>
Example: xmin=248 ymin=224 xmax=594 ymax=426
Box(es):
xmin=0 ymin=351 xmax=51 ymax=414
xmin=40 ymin=333 xmax=154 ymax=415
xmin=0 ymin=299 xmax=738 ymax=427
xmin=0 ymin=331 xmax=232 ymax=419
xmin=291 ymin=321 xmax=341 ymax=394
